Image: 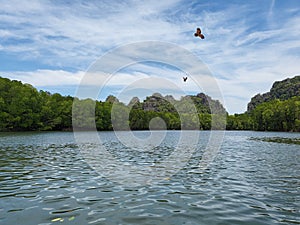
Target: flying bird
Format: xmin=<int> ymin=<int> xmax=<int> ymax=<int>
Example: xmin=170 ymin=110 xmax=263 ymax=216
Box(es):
xmin=183 ymin=77 xmax=188 ymax=82
xmin=194 ymin=27 xmax=205 ymax=39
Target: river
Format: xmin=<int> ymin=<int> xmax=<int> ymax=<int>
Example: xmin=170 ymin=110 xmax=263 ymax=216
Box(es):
xmin=0 ymin=131 xmax=299 ymax=225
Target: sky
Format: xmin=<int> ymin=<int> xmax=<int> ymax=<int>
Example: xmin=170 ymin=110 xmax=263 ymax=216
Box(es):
xmin=0 ymin=0 xmax=300 ymax=114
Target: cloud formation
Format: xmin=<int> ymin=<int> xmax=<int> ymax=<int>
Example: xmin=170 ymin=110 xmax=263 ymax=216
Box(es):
xmin=0 ymin=0 xmax=299 ymax=113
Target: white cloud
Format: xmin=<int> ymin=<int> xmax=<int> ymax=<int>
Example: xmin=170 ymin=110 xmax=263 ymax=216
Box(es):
xmin=0 ymin=0 xmax=300 ymax=113
xmin=3 ymin=70 xmax=84 ymax=86
xmin=0 ymin=0 xmax=184 ymax=68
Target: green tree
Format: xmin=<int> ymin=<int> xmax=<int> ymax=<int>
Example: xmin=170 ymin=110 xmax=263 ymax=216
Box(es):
xmin=129 ymin=109 xmax=146 ymax=130
xmin=111 ymin=103 xmax=130 ymax=130
xmin=72 ymin=98 xmax=95 ymax=130
xmin=95 ymin=101 xmax=112 ymax=130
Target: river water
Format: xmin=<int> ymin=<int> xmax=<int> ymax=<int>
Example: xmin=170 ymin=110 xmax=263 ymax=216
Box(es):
xmin=0 ymin=131 xmax=299 ymax=225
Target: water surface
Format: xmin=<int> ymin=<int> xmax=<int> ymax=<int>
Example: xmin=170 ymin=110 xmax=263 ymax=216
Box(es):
xmin=0 ymin=131 xmax=299 ymax=225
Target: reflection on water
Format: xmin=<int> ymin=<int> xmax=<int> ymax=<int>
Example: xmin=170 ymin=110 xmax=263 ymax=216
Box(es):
xmin=0 ymin=131 xmax=299 ymax=225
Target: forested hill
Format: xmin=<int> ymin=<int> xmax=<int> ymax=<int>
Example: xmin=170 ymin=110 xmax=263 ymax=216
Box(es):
xmin=0 ymin=77 xmax=73 ymax=131
xmin=227 ymin=75 xmax=300 ymax=132
xmin=128 ymin=92 xmax=226 ymax=115
xmin=0 ymin=76 xmax=226 ymax=131
xmin=247 ymin=75 xmax=300 ymax=111
xmin=2 ymin=75 xmax=298 ymax=132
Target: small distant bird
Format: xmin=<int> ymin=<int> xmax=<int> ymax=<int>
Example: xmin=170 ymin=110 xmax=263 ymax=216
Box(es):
xmin=194 ymin=27 xmax=205 ymax=39
xmin=183 ymin=77 xmax=188 ymax=82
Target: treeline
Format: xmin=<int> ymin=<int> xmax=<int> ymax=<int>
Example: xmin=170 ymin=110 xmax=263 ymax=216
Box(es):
xmin=0 ymin=77 xmax=226 ymax=131
xmin=247 ymin=75 xmax=300 ymax=111
xmin=228 ymin=75 xmax=300 ymax=132
xmin=227 ymin=97 xmax=300 ymax=132
xmin=72 ymin=97 xmax=226 ymax=131
xmin=0 ymin=77 xmax=73 ymax=131
xmin=1 ymin=76 xmax=299 ymax=132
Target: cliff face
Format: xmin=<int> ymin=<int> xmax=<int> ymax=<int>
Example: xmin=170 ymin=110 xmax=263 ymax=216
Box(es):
xmin=247 ymin=75 xmax=300 ymax=111
xmin=142 ymin=93 xmax=175 ymax=112
xmin=129 ymin=92 xmax=227 ymax=114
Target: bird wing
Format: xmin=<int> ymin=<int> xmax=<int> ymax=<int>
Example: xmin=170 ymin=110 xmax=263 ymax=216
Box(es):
xmin=194 ymin=27 xmax=203 ymax=37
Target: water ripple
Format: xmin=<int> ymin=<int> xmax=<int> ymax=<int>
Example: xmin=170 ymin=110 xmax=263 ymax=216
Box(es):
xmin=0 ymin=131 xmax=299 ymax=224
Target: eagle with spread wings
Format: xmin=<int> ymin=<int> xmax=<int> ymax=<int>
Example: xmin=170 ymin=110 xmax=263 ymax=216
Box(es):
xmin=194 ymin=27 xmax=205 ymax=39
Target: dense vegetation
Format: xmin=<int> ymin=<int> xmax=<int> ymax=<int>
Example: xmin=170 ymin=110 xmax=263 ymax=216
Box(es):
xmin=227 ymin=75 xmax=300 ymax=132
xmin=0 ymin=77 xmax=73 ymax=131
xmin=227 ymin=97 xmax=300 ymax=131
xmin=0 ymin=77 xmax=226 ymax=131
xmin=247 ymin=76 xmax=300 ymax=111
xmin=1 ymin=75 xmax=299 ymax=132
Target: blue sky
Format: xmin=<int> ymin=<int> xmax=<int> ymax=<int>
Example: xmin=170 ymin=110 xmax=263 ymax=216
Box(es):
xmin=0 ymin=0 xmax=299 ymax=114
